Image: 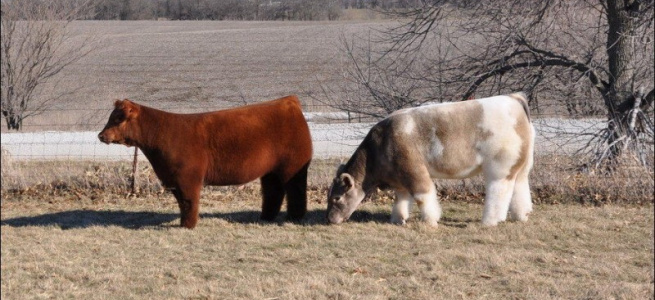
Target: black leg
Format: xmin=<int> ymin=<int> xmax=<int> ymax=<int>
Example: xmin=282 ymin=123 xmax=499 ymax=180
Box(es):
xmin=260 ymin=173 xmax=285 ymax=222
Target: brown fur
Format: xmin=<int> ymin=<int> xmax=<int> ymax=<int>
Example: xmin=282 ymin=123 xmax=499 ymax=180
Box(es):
xmin=508 ymin=92 xmax=531 ymax=120
xmin=98 ymin=95 xmax=313 ymax=228
xmin=349 ymin=101 xmax=491 ymax=192
xmin=507 ymin=115 xmax=532 ymax=179
xmin=506 ymin=92 xmax=532 ymax=179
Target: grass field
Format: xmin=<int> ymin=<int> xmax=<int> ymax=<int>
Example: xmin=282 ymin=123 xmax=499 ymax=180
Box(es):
xmin=1 ymin=188 xmax=653 ymax=299
xmin=2 ymin=157 xmax=654 ymax=299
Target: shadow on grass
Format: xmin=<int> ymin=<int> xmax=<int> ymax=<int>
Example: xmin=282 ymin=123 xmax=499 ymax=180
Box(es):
xmin=200 ymin=208 xmax=479 ymax=228
xmin=1 ymin=210 xmax=179 ymax=230
xmin=439 ymin=216 xmax=478 ymax=228
xmin=201 ymin=209 xmax=390 ymax=226
xmin=1 ymin=209 xmax=473 ymax=229
xmin=0 ymin=209 xmax=387 ymax=229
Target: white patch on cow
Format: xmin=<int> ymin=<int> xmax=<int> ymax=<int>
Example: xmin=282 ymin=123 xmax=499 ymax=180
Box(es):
xmin=481 ymin=178 xmax=515 ymax=226
xmin=402 ymin=116 xmax=416 ymax=135
xmin=477 ymin=96 xmax=523 ymax=179
xmin=427 ymin=128 xmax=444 ymax=160
xmin=416 ymin=101 xmax=459 ymax=110
xmin=391 ymin=190 xmax=413 ymax=225
xmin=413 ymin=191 xmax=440 ymax=226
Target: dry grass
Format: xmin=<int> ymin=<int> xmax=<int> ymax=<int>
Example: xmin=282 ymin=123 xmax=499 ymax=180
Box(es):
xmin=1 ymin=157 xmax=654 ymax=299
xmin=3 ymin=155 xmax=652 ymax=205
xmin=1 ymin=191 xmax=653 ymax=299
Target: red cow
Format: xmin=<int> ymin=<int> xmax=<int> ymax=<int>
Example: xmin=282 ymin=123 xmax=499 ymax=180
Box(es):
xmin=98 ymin=95 xmax=313 ymax=229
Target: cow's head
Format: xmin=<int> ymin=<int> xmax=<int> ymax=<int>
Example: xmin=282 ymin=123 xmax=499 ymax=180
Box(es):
xmin=326 ymin=165 xmax=366 ymax=224
xmin=98 ymin=99 xmax=141 ymax=146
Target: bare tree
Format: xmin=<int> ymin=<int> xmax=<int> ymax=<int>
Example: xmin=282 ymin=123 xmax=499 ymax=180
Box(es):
xmin=1 ymin=0 xmax=96 ymax=130
xmin=322 ymin=0 xmax=654 ymax=169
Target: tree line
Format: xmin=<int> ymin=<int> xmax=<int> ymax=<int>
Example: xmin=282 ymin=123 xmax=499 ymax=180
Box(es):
xmin=89 ymin=0 xmax=420 ymax=21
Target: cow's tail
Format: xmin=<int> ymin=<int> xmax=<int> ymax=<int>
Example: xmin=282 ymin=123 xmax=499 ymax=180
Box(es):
xmin=508 ymin=92 xmax=531 ymax=121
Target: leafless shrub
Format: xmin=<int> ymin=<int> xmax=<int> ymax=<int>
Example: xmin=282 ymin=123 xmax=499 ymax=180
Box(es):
xmin=0 ymin=147 xmax=20 ymax=188
xmin=577 ymin=89 xmax=655 ymax=170
xmin=1 ymin=0 xmax=98 ymax=130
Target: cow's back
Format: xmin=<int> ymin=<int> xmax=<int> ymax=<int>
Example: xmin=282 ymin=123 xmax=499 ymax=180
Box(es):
xmin=202 ymin=95 xmax=312 ymax=185
xmin=372 ymin=95 xmax=532 ymax=181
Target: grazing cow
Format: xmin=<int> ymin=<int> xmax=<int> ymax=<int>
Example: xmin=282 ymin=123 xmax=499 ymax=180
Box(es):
xmin=98 ymin=95 xmax=313 ymax=229
xmin=326 ymin=92 xmax=535 ymax=227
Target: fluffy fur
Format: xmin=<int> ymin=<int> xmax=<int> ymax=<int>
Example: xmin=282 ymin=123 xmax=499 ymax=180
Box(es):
xmin=327 ymin=93 xmax=535 ymax=227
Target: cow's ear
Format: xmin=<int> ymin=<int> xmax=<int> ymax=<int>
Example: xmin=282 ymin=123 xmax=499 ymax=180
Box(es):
xmin=113 ymin=99 xmax=123 ymax=108
xmin=340 ymin=173 xmax=355 ymax=191
xmin=121 ymin=99 xmax=140 ymax=119
xmin=336 ymin=164 xmax=346 ymax=176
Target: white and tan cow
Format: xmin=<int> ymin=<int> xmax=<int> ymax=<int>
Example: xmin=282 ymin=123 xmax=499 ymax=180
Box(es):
xmin=326 ymin=92 xmax=535 ymax=227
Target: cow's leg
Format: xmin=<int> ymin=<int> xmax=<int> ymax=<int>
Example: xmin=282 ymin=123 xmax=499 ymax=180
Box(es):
xmin=402 ymin=166 xmax=440 ymax=227
xmin=172 ymin=183 xmax=202 ymax=229
xmin=412 ymin=184 xmax=440 ymax=227
xmin=391 ymin=190 xmax=413 ymax=225
xmin=509 ymin=162 xmax=533 ymax=222
xmin=481 ymin=177 xmax=516 ymax=226
xmin=260 ymin=173 xmax=285 ymax=222
xmin=284 ymin=162 xmax=310 ymax=222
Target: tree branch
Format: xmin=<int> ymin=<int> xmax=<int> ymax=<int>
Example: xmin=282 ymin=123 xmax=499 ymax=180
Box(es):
xmin=462 ymin=41 xmax=612 ymax=101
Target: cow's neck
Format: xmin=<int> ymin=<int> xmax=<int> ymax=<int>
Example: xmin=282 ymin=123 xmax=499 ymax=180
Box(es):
xmin=133 ymin=105 xmax=172 ymax=151
xmin=344 ymin=147 xmax=378 ymax=195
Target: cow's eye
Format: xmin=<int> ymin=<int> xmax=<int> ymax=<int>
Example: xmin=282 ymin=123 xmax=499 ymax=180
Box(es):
xmin=114 ymin=114 xmax=127 ymax=124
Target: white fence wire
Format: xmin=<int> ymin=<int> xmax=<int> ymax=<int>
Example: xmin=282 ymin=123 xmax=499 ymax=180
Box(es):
xmin=1 ymin=113 xmax=606 ymax=161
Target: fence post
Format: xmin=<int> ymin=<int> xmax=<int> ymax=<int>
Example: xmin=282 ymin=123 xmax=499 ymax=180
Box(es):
xmin=130 ymin=147 xmax=138 ymax=195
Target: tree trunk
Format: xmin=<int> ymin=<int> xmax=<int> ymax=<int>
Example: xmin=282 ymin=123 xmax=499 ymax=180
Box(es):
xmin=603 ymin=0 xmax=639 ymax=165
xmin=3 ymin=114 xmax=22 ymax=130
xmin=606 ymin=0 xmax=636 ymax=107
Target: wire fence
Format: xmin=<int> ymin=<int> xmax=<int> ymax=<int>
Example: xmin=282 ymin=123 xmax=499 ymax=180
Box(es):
xmin=0 ymin=104 xmax=652 ymax=174
xmin=1 ymin=104 xmax=653 ymax=201
xmin=2 ymin=105 xmax=603 ymax=157
xmin=0 ymin=103 xmax=606 ymax=160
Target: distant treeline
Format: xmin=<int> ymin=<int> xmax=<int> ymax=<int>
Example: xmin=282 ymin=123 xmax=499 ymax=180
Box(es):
xmin=89 ymin=0 xmax=423 ymax=21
